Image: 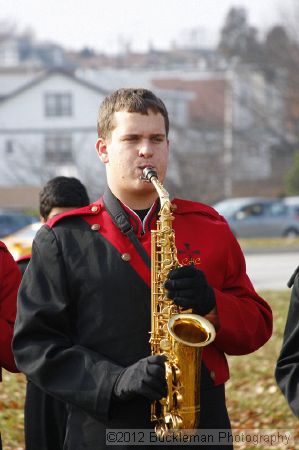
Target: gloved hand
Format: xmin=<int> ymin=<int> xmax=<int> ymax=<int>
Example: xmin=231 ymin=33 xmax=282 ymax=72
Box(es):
xmin=113 ymin=355 xmax=167 ymax=401
xmin=164 ymin=265 xmax=216 ymax=316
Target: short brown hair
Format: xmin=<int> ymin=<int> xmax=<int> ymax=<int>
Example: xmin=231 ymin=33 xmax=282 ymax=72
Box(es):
xmin=97 ymin=88 xmax=169 ymax=140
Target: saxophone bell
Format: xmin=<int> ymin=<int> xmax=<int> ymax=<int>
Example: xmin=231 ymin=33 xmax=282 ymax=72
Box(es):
xmin=168 ymin=313 xmax=215 ymax=347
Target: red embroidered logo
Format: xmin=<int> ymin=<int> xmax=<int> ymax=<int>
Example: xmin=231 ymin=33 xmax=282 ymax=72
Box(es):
xmin=178 ymin=243 xmax=201 ymax=266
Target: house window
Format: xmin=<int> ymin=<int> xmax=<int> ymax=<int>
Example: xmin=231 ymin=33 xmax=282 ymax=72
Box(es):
xmin=44 ymin=93 xmax=72 ymax=117
xmin=45 ymin=135 xmax=73 ymax=163
xmin=5 ymin=140 xmax=14 ymax=154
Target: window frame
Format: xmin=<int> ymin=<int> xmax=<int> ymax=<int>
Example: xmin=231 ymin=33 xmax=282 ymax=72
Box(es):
xmin=44 ymin=92 xmax=73 ymax=117
xmin=44 ymin=134 xmax=73 ymax=164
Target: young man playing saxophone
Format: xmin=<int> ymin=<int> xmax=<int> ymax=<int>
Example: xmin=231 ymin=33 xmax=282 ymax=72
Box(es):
xmin=13 ymin=88 xmax=272 ymax=449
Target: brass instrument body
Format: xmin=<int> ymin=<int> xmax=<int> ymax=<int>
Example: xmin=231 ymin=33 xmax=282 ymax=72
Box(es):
xmin=143 ymin=168 xmax=216 ymax=436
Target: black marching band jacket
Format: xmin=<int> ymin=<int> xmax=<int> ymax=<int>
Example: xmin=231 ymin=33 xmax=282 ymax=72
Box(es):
xmin=276 ymin=265 xmax=299 ymax=418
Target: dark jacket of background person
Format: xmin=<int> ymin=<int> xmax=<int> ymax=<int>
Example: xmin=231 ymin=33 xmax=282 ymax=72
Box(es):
xmin=16 ymin=175 xmax=90 ymax=450
xmin=275 ymin=266 xmax=299 ymax=417
xmin=17 ymin=253 xmax=68 ymax=450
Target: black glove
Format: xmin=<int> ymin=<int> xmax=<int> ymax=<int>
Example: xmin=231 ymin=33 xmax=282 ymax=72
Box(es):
xmin=164 ymin=265 xmax=216 ymax=316
xmin=113 ymin=355 xmax=167 ymax=401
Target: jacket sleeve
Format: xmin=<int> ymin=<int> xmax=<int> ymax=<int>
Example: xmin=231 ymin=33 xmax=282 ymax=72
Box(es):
xmin=0 ymin=244 xmax=21 ymax=373
xmin=275 ymin=274 xmax=299 ymax=418
xmin=213 ymin=229 xmax=272 ymax=355
xmin=12 ymin=227 xmax=123 ymax=421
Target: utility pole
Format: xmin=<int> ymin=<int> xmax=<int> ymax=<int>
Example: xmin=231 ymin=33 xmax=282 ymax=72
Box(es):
xmin=223 ymin=69 xmax=233 ymax=198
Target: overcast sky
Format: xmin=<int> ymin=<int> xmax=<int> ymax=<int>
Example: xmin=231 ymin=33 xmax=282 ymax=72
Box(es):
xmin=0 ymin=0 xmax=295 ymax=54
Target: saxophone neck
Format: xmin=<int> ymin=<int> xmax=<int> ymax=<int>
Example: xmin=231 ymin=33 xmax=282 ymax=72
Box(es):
xmin=142 ymin=168 xmax=171 ymax=214
xmin=153 ymin=178 xmax=171 ymax=214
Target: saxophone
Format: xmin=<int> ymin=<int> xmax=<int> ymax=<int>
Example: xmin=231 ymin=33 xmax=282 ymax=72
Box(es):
xmin=143 ymin=167 xmax=216 ymax=436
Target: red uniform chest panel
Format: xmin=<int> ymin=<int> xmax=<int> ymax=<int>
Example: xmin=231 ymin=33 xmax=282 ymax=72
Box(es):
xmin=82 ymin=211 xmax=152 ymax=288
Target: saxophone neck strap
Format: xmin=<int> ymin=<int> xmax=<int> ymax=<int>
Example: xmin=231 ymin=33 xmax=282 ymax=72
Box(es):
xmin=103 ymin=187 xmax=151 ymax=268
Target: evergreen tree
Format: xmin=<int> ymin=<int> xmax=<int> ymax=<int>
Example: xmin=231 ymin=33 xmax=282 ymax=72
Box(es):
xmin=218 ymin=7 xmax=262 ymax=62
xmin=285 ymin=151 xmax=299 ymax=194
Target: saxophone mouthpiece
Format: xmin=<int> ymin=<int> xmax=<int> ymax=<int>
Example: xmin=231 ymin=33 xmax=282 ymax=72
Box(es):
xmin=143 ymin=167 xmax=158 ymax=182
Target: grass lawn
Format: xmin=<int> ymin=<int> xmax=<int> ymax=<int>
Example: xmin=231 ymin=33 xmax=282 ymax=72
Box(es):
xmin=226 ymin=289 xmax=299 ymax=449
xmin=0 ymin=290 xmax=298 ymax=449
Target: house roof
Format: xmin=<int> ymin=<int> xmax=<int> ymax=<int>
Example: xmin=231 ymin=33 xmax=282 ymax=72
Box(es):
xmin=0 ymin=68 xmax=108 ymax=105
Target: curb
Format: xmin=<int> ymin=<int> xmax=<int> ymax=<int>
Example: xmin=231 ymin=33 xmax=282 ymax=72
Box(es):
xmin=243 ymin=247 xmax=299 ymax=255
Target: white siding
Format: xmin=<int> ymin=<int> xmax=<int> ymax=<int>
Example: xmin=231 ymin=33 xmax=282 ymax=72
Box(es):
xmin=0 ymin=72 xmax=106 ymax=198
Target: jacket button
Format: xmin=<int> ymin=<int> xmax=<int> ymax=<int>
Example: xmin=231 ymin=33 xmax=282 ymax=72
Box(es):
xmin=210 ymin=371 xmax=216 ymax=380
xmin=91 ymin=224 xmax=100 ymax=231
xmin=121 ymin=253 xmax=131 ymax=262
xmin=91 ymin=206 xmax=98 ymax=212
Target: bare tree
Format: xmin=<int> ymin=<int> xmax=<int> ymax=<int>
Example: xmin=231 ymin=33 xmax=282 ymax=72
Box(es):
xmin=214 ymin=1 xmax=299 ymax=199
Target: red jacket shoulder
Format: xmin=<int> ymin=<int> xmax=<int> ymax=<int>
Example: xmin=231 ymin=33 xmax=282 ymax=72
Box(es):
xmin=46 ymin=202 xmax=102 ymax=228
xmin=0 ymin=241 xmax=8 ymax=251
xmin=172 ymin=198 xmax=224 ymax=222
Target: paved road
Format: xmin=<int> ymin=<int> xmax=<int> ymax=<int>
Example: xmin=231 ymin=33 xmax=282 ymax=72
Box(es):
xmin=244 ymin=251 xmax=298 ymax=290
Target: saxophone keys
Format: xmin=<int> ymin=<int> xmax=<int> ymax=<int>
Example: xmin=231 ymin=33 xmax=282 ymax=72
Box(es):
xmin=162 ymin=323 xmax=168 ymax=334
xmin=173 ymin=365 xmax=181 ymax=381
xmin=174 ymin=392 xmax=183 ymax=408
xmin=161 ymin=306 xmax=171 ymax=317
xmin=165 ymin=413 xmax=183 ymax=431
xmin=160 ymin=338 xmax=171 ymax=351
xmin=160 ymin=396 xmax=167 ymax=406
xmin=154 ymin=421 xmax=169 ymax=438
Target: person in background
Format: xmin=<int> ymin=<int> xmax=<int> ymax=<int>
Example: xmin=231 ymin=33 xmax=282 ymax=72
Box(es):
xmin=13 ymin=88 xmax=272 ymax=449
xmin=0 ymin=241 xmax=21 ymax=449
xmin=17 ymin=176 xmax=91 ymax=276
xmin=17 ymin=176 xmax=90 ymax=450
xmin=275 ymin=265 xmax=299 ymax=418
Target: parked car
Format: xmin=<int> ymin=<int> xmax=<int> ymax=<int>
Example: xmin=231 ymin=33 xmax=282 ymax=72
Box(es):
xmin=282 ymin=196 xmax=299 ymax=210
xmin=1 ymin=222 xmax=42 ymax=260
xmin=213 ymin=197 xmax=299 ymax=238
xmin=0 ymin=210 xmax=38 ymax=238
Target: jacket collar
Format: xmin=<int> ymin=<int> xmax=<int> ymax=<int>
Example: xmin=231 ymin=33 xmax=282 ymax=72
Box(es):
xmin=120 ymin=199 xmax=159 ymax=236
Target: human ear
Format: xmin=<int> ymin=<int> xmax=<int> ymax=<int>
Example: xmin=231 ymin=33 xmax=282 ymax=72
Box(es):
xmin=95 ymin=138 xmax=109 ymax=163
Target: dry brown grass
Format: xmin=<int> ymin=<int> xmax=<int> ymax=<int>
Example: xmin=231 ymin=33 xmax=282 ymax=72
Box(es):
xmin=0 ymin=290 xmax=298 ymax=449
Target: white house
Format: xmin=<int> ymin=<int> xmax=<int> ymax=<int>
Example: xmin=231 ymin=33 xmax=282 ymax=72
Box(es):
xmin=0 ymin=68 xmax=193 ymax=206
xmin=0 ymin=69 xmax=108 ymax=204
xmin=0 ymin=65 xmax=288 ymax=208
xmin=0 ymin=37 xmax=20 ymax=67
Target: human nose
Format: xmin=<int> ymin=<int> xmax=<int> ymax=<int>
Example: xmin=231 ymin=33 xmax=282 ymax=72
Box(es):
xmin=138 ymin=140 xmax=154 ymax=158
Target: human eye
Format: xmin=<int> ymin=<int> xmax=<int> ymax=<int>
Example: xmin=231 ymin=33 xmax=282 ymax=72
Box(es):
xmin=123 ymin=135 xmax=139 ymax=142
xmin=151 ymin=135 xmax=165 ymax=143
